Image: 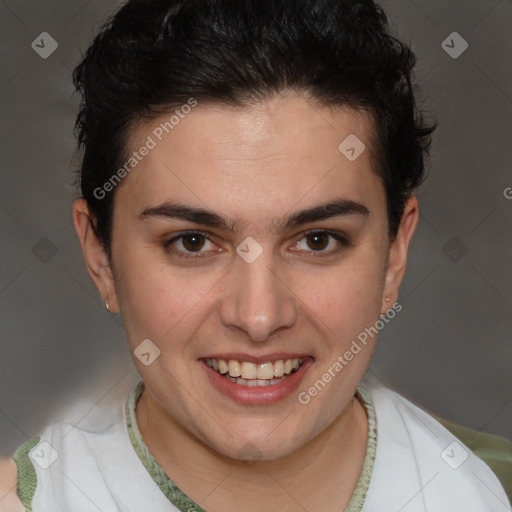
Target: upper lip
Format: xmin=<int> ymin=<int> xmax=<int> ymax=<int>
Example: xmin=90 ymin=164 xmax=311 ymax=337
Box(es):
xmin=200 ymin=353 xmax=313 ymax=364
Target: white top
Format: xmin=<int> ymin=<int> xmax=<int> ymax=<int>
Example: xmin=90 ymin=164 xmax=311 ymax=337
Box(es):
xmin=19 ymin=373 xmax=511 ymax=511
xmin=361 ymin=376 xmax=510 ymax=511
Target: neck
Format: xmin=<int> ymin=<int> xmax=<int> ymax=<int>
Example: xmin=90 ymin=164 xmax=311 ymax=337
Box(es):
xmin=135 ymin=386 xmax=368 ymax=512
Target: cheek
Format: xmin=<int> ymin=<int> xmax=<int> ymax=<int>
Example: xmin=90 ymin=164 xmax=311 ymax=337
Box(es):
xmin=293 ymin=253 xmax=386 ymax=337
xmin=114 ymin=258 xmax=194 ymax=342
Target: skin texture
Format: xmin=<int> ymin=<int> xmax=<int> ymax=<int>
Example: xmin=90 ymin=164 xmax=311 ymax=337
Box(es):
xmin=0 ymin=458 xmax=23 ymax=512
xmin=72 ymin=93 xmax=418 ymax=511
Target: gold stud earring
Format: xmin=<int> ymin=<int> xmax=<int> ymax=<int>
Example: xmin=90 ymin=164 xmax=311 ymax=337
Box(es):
xmin=385 ymin=297 xmax=390 ymax=302
xmin=105 ymin=298 xmax=110 ymax=311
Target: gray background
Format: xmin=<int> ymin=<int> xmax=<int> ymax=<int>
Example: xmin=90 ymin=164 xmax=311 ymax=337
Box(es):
xmin=0 ymin=0 xmax=511 ymax=457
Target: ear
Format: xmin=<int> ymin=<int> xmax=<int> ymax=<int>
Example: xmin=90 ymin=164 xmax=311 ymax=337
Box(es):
xmin=72 ymin=199 xmax=119 ymax=313
xmin=381 ymin=196 xmax=419 ymax=314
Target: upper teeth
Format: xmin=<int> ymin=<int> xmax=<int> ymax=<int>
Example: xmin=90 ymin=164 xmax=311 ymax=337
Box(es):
xmin=205 ymin=358 xmax=303 ymax=380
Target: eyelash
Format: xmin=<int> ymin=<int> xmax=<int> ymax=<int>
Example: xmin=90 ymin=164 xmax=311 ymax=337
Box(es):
xmin=163 ymin=229 xmax=352 ymax=260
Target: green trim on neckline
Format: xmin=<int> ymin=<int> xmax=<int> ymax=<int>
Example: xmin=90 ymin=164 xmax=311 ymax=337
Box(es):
xmin=126 ymin=380 xmax=206 ymax=511
xmin=12 ymin=436 xmax=40 ymax=511
xmin=346 ymin=384 xmax=378 ymax=512
xmin=125 ymin=379 xmax=377 ymax=511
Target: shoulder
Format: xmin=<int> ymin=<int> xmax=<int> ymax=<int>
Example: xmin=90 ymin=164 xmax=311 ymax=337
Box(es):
xmin=0 ymin=457 xmax=24 ymax=512
xmin=0 ymin=394 xmax=132 ymax=512
xmin=433 ymin=414 xmax=512 ymax=505
xmin=360 ymin=377 xmax=511 ymax=507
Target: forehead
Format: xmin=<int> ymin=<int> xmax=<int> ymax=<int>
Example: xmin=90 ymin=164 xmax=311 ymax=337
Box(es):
xmin=116 ymin=94 xmax=384 ymax=224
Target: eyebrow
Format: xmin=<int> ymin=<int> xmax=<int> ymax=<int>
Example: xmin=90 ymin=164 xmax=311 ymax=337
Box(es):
xmin=137 ymin=198 xmax=369 ymax=233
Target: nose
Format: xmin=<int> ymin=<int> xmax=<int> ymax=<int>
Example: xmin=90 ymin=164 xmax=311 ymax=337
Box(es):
xmin=219 ymin=250 xmax=297 ymax=342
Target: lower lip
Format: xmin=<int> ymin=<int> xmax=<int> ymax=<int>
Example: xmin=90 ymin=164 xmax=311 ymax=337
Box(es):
xmin=199 ymin=358 xmax=314 ymax=405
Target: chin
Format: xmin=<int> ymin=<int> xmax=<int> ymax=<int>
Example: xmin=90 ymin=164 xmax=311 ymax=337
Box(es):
xmin=207 ymin=426 xmax=306 ymax=463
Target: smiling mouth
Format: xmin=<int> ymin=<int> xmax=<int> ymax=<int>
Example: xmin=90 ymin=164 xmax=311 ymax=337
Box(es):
xmin=203 ymin=357 xmax=305 ymax=387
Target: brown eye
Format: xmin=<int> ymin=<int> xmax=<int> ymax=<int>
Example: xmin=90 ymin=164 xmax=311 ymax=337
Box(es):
xmin=181 ymin=233 xmax=206 ymax=252
xmin=305 ymin=232 xmax=329 ymax=251
xmin=164 ymin=231 xmax=217 ymax=258
xmin=293 ymin=230 xmax=351 ymax=256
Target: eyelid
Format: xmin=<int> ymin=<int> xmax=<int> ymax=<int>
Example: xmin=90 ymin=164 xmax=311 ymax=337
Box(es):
xmin=164 ymin=230 xmax=217 ymax=258
xmin=165 ymin=229 xmax=213 ymax=244
xmin=164 ymin=229 xmax=215 ymax=247
xmin=290 ymin=229 xmax=352 ymax=257
xmin=301 ymin=228 xmax=352 ymax=245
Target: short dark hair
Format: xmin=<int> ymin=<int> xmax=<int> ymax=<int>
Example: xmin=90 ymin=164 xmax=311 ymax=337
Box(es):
xmin=73 ymin=0 xmax=437 ymax=259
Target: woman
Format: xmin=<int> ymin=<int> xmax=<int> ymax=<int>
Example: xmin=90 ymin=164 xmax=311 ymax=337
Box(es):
xmin=2 ymin=0 xmax=511 ymax=510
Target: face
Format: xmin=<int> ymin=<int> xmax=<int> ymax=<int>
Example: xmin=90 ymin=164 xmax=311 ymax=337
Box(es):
xmin=74 ymin=93 xmax=417 ymax=461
